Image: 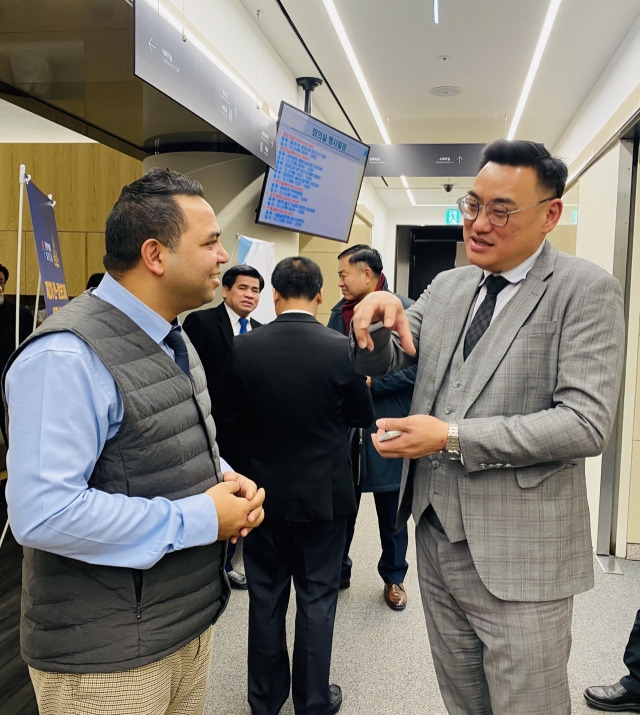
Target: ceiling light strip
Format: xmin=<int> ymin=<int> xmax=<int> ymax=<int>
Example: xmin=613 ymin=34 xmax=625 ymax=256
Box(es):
xmin=320 ymin=0 xmax=392 ymax=145
xmin=400 ymin=175 xmax=417 ymax=206
xmin=433 ymin=0 xmax=440 ymax=25
xmin=507 ymin=0 xmax=562 ymax=140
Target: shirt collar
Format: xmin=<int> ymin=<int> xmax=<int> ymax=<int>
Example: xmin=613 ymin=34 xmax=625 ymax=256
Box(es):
xmin=93 ymin=272 xmax=173 ymax=345
xmin=481 ymin=239 xmax=546 ymax=285
xmin=223 ymin=301 xmax=243 ymax=325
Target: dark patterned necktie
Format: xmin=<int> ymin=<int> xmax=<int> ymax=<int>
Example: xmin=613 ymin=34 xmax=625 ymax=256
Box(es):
xmin=463 ymin=275 xmax=510 ymax=360
xmin=165 ymin=326 xmax=190 ymax=376
xmin=238 ymin=317 xmax=249 ymax=335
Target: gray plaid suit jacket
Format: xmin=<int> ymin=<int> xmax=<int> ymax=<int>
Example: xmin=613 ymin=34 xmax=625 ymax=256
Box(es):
xmin=353 ymin=242 xmax=625 ymax=602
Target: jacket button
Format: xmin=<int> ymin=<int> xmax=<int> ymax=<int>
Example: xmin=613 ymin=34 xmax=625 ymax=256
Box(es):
xmin=453 ymin=381 xmax=461 ymax=388
xmin=480 ymin=463 xmax=487 ymax=469
xmin=432 ymin=460 xmax=440 ymax=469
xmin=444 ymin=406 xmax=452 ymax=415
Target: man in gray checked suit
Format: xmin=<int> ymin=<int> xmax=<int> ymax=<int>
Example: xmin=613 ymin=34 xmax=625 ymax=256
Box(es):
xmin=350 ymin=139 xmax=625 ymax=715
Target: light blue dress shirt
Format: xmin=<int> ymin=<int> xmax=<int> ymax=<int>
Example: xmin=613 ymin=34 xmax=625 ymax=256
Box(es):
xmin=5 ymin=273 xmax=231 ymax=569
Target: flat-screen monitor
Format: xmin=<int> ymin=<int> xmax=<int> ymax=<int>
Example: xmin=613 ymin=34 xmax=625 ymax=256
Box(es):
xmin=256 ymin=102 xmax=370 ymax=242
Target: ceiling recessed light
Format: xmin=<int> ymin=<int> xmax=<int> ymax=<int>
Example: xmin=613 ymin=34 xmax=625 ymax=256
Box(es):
xmin=429 ymin=86 xmax=462 ymax=97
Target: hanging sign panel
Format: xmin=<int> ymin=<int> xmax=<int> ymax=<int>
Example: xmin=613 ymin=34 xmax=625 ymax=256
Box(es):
xmin=134 ymin=0 xmax=276 ymax=168
xmin=26 ymin=181 xmax=69 ymax=315
xmin=365 ymin=144 xmax=486 ymax=177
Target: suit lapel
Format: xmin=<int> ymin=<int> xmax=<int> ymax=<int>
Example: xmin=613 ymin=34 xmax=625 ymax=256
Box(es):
xmin=433 ymin=270 xmax=481 ymax=394
xmin=458 ymin=243 xmax=557 ymax=415
xmin=217 ymin=305 xmax=234 ymax=350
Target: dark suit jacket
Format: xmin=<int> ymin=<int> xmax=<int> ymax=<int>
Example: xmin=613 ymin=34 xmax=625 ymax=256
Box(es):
xmin=182 ymin=303 xmax=261 ymax=406
xmin=215 ymin=312 xmax=374 ymax=522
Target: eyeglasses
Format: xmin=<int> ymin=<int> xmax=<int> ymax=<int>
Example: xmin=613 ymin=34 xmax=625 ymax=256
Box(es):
xmin=457 ymin=195 xmax=554 ymax=227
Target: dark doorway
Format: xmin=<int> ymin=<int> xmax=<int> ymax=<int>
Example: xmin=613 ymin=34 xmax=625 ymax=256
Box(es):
xmin=396 ymin=226 xmax=463 ymax=301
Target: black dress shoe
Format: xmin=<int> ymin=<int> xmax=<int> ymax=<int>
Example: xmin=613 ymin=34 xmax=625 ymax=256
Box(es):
xmin=338 ymin=577 xmax=350 ymax=590
xmin=327 ymin=683 xmax=342 ymax=715
xmin=584 ymin=682 xmax=640 ymax=711
xmin=227 ymin=568 xmax=248 ymax=590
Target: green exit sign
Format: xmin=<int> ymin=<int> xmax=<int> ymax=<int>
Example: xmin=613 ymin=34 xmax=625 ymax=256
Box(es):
xmin=446 ymin=209 xmax=461 ymax=225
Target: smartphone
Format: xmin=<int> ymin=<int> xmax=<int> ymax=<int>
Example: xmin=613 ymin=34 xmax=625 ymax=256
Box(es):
xmin=377 ymin=430 xmax=403 ymax=442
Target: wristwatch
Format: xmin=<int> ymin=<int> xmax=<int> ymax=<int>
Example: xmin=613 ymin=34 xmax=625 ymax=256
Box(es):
xmin=443 ymin=422 xmax=461 ymax=460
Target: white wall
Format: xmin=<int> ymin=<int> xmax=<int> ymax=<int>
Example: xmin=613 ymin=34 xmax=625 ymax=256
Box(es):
xmin=573 ymin=144 xmax=621 ymax=547
xmin=554 ymin=13 xmax=640 ymax=166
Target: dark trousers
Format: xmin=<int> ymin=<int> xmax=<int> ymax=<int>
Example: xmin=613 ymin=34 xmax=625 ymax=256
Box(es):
xmin=341 ymin=486 xmax=408 ymax=585
xmin=621 ymin=609 xmax=640 ymax=695
xmin=244 ymin=517 xmax=347 ymax=715
xmin=225 ymin=540 xmax=237 ymax=572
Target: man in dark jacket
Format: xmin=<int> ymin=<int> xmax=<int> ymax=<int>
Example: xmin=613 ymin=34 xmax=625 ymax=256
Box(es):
xmin=328 ymin=244 xmax=416 ymax=611
xmin=216 ymin=256 xmax=373 ymax=715
xmin=184 ymin=263 xmax=265 ymax=589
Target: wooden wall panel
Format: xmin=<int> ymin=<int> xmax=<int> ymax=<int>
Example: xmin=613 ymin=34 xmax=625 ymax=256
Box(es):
xmin=22 ymin=232 xmax=39 ymax=296
xmin=87 ymin=233 xmax=107 ymax=277
xmin=0 ymin=230 xmax=26 ymax=292
xmin=0 ymin=143 xmax=142 ymax=294
xmin=60 ymin=143 xmax=140 ymax=233
xmin=0 ymin=145 xmax=66 ymax=232
xmin=58 ymin=233 xmax=87 ymax=297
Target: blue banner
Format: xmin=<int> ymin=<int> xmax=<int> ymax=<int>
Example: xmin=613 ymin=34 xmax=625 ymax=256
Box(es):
xmin=26 ymin=181 xmax=69 ymax=315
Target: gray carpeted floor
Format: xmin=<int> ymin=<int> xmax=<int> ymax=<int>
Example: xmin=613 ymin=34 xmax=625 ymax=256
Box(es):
xmin=205 ymin=495 xmax=640 ymax=714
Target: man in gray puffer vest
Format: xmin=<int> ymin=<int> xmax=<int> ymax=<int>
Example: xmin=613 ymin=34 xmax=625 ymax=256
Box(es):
xmin=2 ymin=168 xmax=265 ymax=715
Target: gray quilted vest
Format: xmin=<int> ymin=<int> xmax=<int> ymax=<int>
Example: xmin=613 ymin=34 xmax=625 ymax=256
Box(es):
xmin=4 ymin=292 xmax=228 ymax=673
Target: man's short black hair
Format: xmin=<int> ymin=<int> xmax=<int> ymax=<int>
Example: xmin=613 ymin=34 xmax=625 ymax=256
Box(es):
xmin=0 ymin=264 xmax=8 ymax=282
xmin=222 ymin=264 xmax=265 ymax=292
xmin=104 ymin=168 xmax=205 ymax=276
xmin=271 ymin=256 xmax=323 ymax=301
xmin=86 ymin=272 xmax=104 ymax=290
xmin=479 ymin=139 xmax=568 ymax=199
xmin=337 ymin=244 xmax=383 ymax=275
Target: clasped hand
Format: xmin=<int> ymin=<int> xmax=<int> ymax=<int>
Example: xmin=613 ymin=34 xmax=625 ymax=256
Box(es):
xmin=206 ymin=472 xmax=265 ymax=543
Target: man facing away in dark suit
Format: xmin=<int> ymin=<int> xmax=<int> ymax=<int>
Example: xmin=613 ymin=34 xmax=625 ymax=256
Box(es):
xmin=216 ymin=256 xmax=374 ymax=715
xmin=183 ymin=264 xmax=264 ymax=589
xmin=350 ymin=140 xmax=625 ymax=715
